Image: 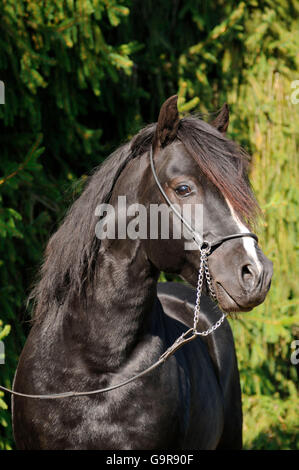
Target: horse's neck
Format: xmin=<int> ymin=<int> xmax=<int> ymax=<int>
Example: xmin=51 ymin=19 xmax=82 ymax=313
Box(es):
xmin=61 ymin=242 xmax=159 ymax=372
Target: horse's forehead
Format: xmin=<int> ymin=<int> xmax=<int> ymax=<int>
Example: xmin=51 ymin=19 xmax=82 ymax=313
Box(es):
xmin=161 ymin=141 xmax=198 ymax=174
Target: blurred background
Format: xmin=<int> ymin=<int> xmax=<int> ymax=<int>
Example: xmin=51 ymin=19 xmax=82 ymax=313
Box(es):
xmin=0 ymin=0 xmax=298 ymax=450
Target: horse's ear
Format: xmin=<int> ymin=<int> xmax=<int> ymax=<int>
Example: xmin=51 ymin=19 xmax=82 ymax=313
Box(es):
xmin=153 ymin=95 xmax=180 ymax=150
xmin=210 ymin=103 xmax=229 ymax=134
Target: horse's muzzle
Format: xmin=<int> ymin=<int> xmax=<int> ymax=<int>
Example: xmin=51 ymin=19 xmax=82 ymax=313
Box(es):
xmin=210 ymin=250 xmax=273 ymax=313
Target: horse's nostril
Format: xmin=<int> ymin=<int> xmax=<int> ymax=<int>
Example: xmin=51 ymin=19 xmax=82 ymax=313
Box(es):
xmin=242 ymin=264 xmax=251 ymax=277
xmin=241 ymin=264 xmax=256 ymax=288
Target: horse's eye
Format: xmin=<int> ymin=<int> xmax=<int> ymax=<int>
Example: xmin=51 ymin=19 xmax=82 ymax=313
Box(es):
xmin=175 ymin=184 xmax=192 ymax=197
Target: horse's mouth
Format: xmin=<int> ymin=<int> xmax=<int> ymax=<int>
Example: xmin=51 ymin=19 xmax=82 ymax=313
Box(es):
xmin=215 ymin=282 xmax=252 ymax=313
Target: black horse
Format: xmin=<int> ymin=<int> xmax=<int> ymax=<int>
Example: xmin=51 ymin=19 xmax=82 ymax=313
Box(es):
xmin=12 ymin=96 xmax=272 ymax=449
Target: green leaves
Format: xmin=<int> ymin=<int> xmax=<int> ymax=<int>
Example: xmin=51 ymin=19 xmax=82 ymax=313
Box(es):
xmin=0 ymin=323 xmax=11 ymax=342
xmin=107 ymin=3 xmax=130 ymax=27
xmin=0 ymin=208 xmax=23 ymax=239
xmin=243 ymin=395 xmax=299 ymax=449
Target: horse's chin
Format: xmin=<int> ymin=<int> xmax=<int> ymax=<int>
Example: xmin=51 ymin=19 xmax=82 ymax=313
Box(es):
xmin=215 ymin=282 xmax=253 ymax=313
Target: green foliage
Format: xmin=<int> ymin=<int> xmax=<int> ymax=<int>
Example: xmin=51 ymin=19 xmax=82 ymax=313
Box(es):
xmin=243 ymin=395 xmax=299 ymax=449
xmin=0 ymin=0 xmax=298 ymax=449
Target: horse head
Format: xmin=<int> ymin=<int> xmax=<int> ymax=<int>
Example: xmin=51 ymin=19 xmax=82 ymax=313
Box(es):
xmin=139 ymin=95 xmax=273 ymax=312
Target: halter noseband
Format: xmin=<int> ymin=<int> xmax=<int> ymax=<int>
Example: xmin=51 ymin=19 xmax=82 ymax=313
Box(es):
xmin=149 ymin=146 xmax=258 ymax=252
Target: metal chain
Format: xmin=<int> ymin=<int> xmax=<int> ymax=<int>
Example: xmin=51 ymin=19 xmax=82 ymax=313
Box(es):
xmin=192 ymin=247 xmax=227 ymax=336
xmin=160 ymin=246 xmax=228 ymax=361
xmin=193 ymin=247 xmax=206 ymax=331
